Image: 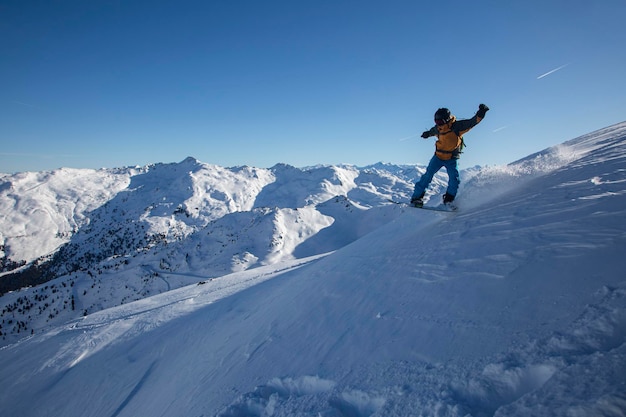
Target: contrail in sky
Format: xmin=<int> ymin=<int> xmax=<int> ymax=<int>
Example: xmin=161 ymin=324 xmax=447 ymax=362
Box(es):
xmin=398 ymin=133 xmax=420 ymax=141
xmin=0 ymin=152 xmax=82 ymax=158
xmin=12 ymin=101 xmax=42 ymax=109
xmin=537 ymin=63 xmax=570 ymax=79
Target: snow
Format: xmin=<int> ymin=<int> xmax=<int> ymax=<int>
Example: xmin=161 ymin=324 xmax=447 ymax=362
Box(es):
xmin=0 ymin=167 xmax=136 ymax=263
xmin=1 ymin=122 xmax=626 ymax=416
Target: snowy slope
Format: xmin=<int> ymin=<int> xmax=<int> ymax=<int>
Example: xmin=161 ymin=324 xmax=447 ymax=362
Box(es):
xmin=0 ymin=166 xmax=136 ymax=264
xmin=0 ymin=122 xmax=625 ymax=416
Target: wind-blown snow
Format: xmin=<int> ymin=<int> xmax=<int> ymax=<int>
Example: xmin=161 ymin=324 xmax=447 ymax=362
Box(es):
xmin=1 ymin=122 xmax=626 ymax=416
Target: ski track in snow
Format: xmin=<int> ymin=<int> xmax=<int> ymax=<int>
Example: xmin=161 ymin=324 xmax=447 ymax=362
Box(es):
xmin=1 ymin=122 xmax=626 ymax=416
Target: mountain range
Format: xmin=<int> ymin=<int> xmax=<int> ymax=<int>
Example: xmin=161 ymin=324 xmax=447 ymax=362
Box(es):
xmin=1 ymin=122 xmax=625 ymax=416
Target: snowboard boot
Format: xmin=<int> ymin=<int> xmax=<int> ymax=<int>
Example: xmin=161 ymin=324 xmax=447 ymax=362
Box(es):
xmin=410 ymin=193 xmax=425 ymax=208
xmin=443 ymin=193 xmax=455 ymax=205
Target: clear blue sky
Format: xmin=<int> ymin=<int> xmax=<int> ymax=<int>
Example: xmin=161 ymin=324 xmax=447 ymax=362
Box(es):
xmin=2 ymin=0 xmax=625 ymax=173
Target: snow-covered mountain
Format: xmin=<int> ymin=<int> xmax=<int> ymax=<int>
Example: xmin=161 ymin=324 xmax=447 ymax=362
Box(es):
xmin=0 ymin=158 xmax=438 ymax=344
xmin=1 ymin=121 xmax=625 ymax=416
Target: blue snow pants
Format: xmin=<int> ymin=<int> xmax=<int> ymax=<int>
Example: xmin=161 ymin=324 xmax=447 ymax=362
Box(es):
xmin=412 ymin=155 xmax=460 ymax=199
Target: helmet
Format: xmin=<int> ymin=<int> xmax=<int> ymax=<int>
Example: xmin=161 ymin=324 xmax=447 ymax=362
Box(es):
xmin=434 ymin=108 xmax=451 ymax=125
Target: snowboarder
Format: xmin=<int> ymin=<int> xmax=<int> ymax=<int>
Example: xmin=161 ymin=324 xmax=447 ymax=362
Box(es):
xmin=411 ymin=104 xmax=489 ymax=207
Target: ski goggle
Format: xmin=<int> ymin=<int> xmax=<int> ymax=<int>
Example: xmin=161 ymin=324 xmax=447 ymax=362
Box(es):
xmin=435 ymin=118 xmax=448 ymax=126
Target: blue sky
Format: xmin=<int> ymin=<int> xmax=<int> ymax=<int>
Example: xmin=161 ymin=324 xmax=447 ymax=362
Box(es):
xmin=1 ymin=0 xmax=625 ymax=173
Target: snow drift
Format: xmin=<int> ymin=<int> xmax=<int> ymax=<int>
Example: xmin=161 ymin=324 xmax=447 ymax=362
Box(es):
xmin=0 ymin=122 xmax=625 ymax=416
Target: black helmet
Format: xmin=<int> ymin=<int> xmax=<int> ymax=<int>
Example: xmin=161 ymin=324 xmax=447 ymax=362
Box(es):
xmin=434 ymin=108 xmax=451 ymax=125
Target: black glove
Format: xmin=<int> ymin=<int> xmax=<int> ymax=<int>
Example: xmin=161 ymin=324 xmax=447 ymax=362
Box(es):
xmin=476 ymin=103 xmax=489 ymax=118
xmin=421 ymin=131 xmax=430 ymax=138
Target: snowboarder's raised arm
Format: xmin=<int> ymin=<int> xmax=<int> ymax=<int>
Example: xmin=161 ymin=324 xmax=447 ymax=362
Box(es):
xmin=453 ymin=104 xmax=489 ymax=135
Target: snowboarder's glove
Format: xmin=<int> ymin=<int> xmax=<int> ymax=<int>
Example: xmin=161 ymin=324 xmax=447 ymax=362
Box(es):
xmin=476 ymin=104 xmax=489 ymax=118
xmin=421 ymin=131 xmax=430 ymax=138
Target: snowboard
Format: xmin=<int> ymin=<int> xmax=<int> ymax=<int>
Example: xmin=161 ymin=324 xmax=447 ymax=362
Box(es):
xmin=387 ymin=199 xmax=457 ymax=212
